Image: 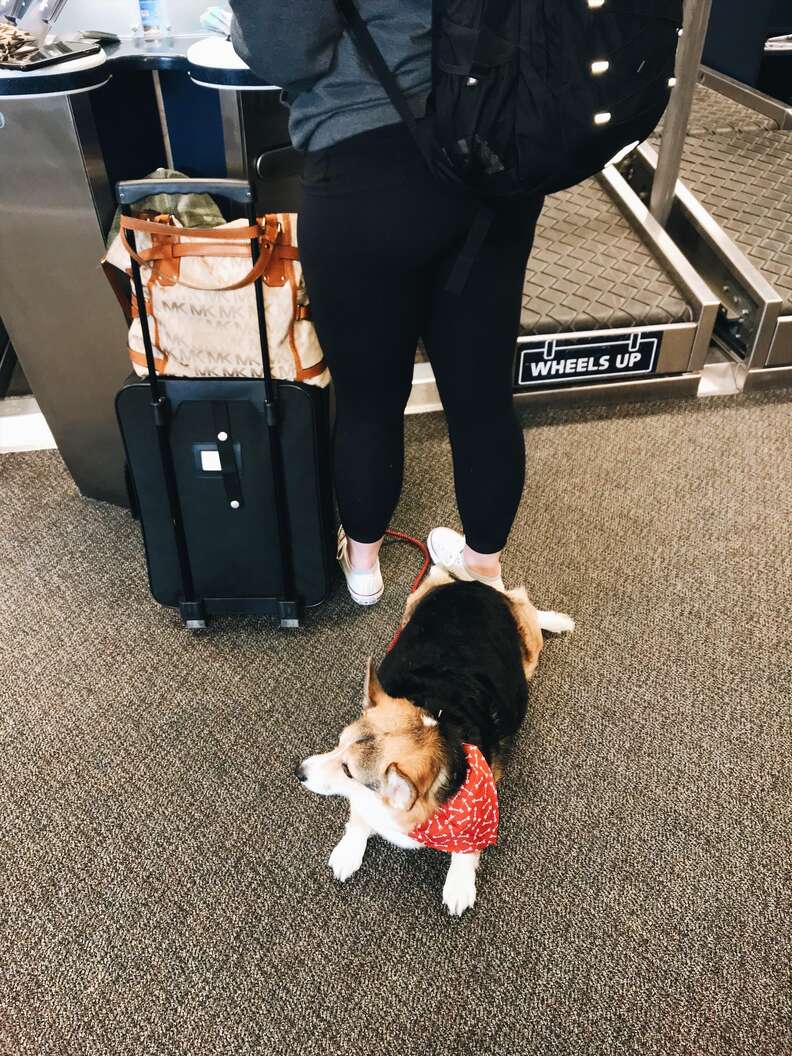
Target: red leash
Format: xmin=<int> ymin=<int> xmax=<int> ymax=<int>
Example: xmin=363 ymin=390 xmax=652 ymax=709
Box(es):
xmin=384 ymin=528 xmax=431 ymax=593
xmin=383 ymin=528 xmax=431 ymax=652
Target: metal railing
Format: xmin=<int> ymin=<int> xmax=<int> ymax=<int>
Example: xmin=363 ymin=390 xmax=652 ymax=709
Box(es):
xmin=650 ymin=0 xmax=713 ymax=227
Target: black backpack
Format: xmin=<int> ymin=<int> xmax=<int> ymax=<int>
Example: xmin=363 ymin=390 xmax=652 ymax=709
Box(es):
xmin=335 ymin=0 xmax=682 ymax=289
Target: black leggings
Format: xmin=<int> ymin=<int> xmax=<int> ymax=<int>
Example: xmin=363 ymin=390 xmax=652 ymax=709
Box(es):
xmin=298 ymin=123 xmax=543 ymax=554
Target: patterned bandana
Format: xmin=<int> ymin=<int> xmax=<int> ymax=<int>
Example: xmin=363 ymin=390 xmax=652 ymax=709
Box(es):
xmin=409 ymin=743 xmax=499 ymax=854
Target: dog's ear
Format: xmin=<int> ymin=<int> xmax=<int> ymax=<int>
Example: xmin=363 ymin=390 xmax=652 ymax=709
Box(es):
xmin=382 ymin=762 xmax=418 ymax=812
xmin=363 ymin=657 xmax=385 ymax=709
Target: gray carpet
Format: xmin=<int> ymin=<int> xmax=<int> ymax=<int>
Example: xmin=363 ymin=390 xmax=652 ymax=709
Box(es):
xmin=1 ymin=391 xmax=791 ymax=1056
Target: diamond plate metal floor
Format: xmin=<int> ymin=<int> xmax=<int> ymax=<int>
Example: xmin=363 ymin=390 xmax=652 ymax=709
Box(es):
xmin=657 ymin=84 xmax=779 ymax=138
xmin=521 ymin=82 xmax=782 ymax=341
xmin=678 ymin=130 xmax=792 ymax=312
xmin=521 ymin=178 xmax=691 ymax=337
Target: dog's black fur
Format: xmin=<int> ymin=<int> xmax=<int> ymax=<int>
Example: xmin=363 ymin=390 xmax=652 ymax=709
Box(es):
xmin=377 ymin=580 xmax=529 ymax=801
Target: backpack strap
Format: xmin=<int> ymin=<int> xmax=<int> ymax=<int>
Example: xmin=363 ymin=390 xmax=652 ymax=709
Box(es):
xmin=333 ymin=0 xmax=430 ymax=164
xmin=333 ymin=0 xmax=491 ymax=296
xmin=445 ymin=205 xmax=495 ymax=297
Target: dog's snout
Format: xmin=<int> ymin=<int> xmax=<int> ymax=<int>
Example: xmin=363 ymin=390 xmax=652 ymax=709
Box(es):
xmin=292 ymin=751 xmax=341 ymax=797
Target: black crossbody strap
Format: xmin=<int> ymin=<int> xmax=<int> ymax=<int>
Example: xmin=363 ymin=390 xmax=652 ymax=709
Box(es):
xmin=446 ymin=205 xmax=495 ymax=296
xmin=334 ymin=0 xmax=429 ymax=160
xmin=334 ymin=0 xmax=486 ymax=297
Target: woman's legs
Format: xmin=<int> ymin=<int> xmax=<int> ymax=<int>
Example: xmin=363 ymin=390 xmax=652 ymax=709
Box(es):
xmin=424 ymin=197 xmax=544 ymax=573
xmin=299 ymin=124 xmax=542 ymax=585
xmin=298 ymin=126 xmax=461 ymax=569
xmin=299 ymin=244 xmax=424 ymax=565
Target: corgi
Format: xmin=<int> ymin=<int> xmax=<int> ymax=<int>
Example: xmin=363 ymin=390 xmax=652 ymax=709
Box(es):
xmin=296 ymin=568 xmax=574 ymax=915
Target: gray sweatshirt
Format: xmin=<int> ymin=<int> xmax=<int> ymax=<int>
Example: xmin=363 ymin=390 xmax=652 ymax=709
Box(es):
xmin=230 ymin=0 xmax=432 ymax=151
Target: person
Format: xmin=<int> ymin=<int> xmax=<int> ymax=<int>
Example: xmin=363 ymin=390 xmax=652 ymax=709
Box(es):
xmin=231 ymin=1 xmax=543 ymax=604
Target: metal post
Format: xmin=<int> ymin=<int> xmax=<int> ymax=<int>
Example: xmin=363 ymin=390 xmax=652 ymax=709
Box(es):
xmin=219 ymin=90 xmax=248 ymax=179
xmin=650 ymin=0 xmax=713 ymax=227
xmin=151 ymin=71 xmax=174 ymax=170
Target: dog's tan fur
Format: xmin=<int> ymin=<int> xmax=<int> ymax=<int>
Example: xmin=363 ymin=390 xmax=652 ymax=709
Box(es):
xmin=340 ymin=673 xmax=449 ymax=831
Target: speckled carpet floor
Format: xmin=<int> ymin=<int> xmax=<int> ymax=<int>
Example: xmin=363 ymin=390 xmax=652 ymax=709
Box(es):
xmin=1 ymin=390 xmax=790 ymax=1056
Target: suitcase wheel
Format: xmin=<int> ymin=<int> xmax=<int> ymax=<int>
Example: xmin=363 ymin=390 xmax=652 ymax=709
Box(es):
xmin=180 ymin=600 xmax=208 ymax=630
xmin=279 ymin=600 xmax=300 ymax=630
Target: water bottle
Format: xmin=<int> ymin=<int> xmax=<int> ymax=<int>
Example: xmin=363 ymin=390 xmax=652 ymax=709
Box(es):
xmin=136 ymin=0 xmax=170 ymax=40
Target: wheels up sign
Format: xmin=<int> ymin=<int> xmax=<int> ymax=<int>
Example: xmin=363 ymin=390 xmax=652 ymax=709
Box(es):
xmin=515 ymin=330 xmax=661 ymax=389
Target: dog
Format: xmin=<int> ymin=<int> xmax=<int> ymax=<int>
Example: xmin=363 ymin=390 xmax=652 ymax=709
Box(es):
xmin=296 ymin=568 xmax=574 ymax=915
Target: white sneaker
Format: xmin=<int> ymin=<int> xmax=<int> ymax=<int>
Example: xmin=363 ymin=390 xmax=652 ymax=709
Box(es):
xmin=427 ymin=527 xmax=505 ymax=592
xmin=337 ymin=528 xmax=384 ymax=606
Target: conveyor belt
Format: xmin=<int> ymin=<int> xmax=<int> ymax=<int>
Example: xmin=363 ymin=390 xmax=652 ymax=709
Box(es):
xmin=521 ymin=178 xmax=691 ymax=336
xmin=678 ymin=130 xmax=792 ymax=313
xmin=656 ymin=84 xmax=779 ymax=138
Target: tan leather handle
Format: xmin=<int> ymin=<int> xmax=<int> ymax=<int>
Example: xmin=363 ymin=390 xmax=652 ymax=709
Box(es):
xmin=119 ymin=221 xmax=283 ymax=293
xmin=118 ymin=214 xmax=293 ymax=292
xmin=120 ymin=214 xmax=261 ymax=240
xmin=135 ymin=242 xmax=301 ymax=262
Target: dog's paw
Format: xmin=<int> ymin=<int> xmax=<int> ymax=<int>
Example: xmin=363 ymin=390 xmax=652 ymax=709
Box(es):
xmin=328 ymin=838 xmax=365 ymax=882
xmin=536 ymin=609 xmax=575 ymax=634
xmin=442 ymin=870 xmax=477 ymax=916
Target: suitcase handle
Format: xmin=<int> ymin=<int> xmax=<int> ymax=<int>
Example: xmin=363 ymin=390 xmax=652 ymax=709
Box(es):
xmin=116 ymin=178 xmax=254 ymax=205
xmin=118 ymin=177 xmax=297 ymax=624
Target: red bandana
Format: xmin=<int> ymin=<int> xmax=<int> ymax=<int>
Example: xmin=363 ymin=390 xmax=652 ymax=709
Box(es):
xmin=409 ymin=743 xmax=499 ymax=854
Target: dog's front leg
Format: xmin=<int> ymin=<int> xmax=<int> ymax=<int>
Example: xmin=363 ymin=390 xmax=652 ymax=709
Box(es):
xmin=442 ymin=852 xmax=480 ymax=916
xmin=328 ymin=810 xmax=372 ymax=882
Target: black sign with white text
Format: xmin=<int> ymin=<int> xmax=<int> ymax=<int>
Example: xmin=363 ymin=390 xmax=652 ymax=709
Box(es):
xmin=516 ymin=331 xmax=661 ymax=388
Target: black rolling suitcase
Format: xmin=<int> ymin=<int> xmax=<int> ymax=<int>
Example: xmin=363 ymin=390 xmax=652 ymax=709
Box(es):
xmin=114 ymin=178 xmax=335 ymax=629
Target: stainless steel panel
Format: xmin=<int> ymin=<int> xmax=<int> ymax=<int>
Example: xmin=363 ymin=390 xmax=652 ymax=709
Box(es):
xmin=766 ymin=316 xmax=792 ymax=367
xmin=600 ymin=163 xmax=719 ymax=371
xmin=219 ymin=90 xmax=246 ymax=179
xmin=514 ymin=373 xmax=701 ymax=407
xmin=630 ymin=144 xmax=783 ymax=375
xmin=0 ymin=94 xmax=130 ymax=503
xmin=517 ymin=321 xmax=696 ymax=378
xmin=742 ymin=363 xmax=792 ymax=392
xmin=656 ymin=323 xmax=698 ymax=373
xmin=71 ymin=92 xmax=115 ymax=236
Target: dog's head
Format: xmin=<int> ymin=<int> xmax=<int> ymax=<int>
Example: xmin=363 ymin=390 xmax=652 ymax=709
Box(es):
xmin=296 ymin=660 xmax=459 ymax=830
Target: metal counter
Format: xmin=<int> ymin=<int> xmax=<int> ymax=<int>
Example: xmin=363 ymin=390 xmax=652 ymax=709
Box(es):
xmin=0 ymin=35 xmax=217 ymax=505
xmin=0 ymin=52 xmax=132 ymax=503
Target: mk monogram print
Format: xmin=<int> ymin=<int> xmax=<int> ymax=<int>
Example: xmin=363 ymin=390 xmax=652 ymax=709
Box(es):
xmin=105 ymin=213 xmax=329 ymax=387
